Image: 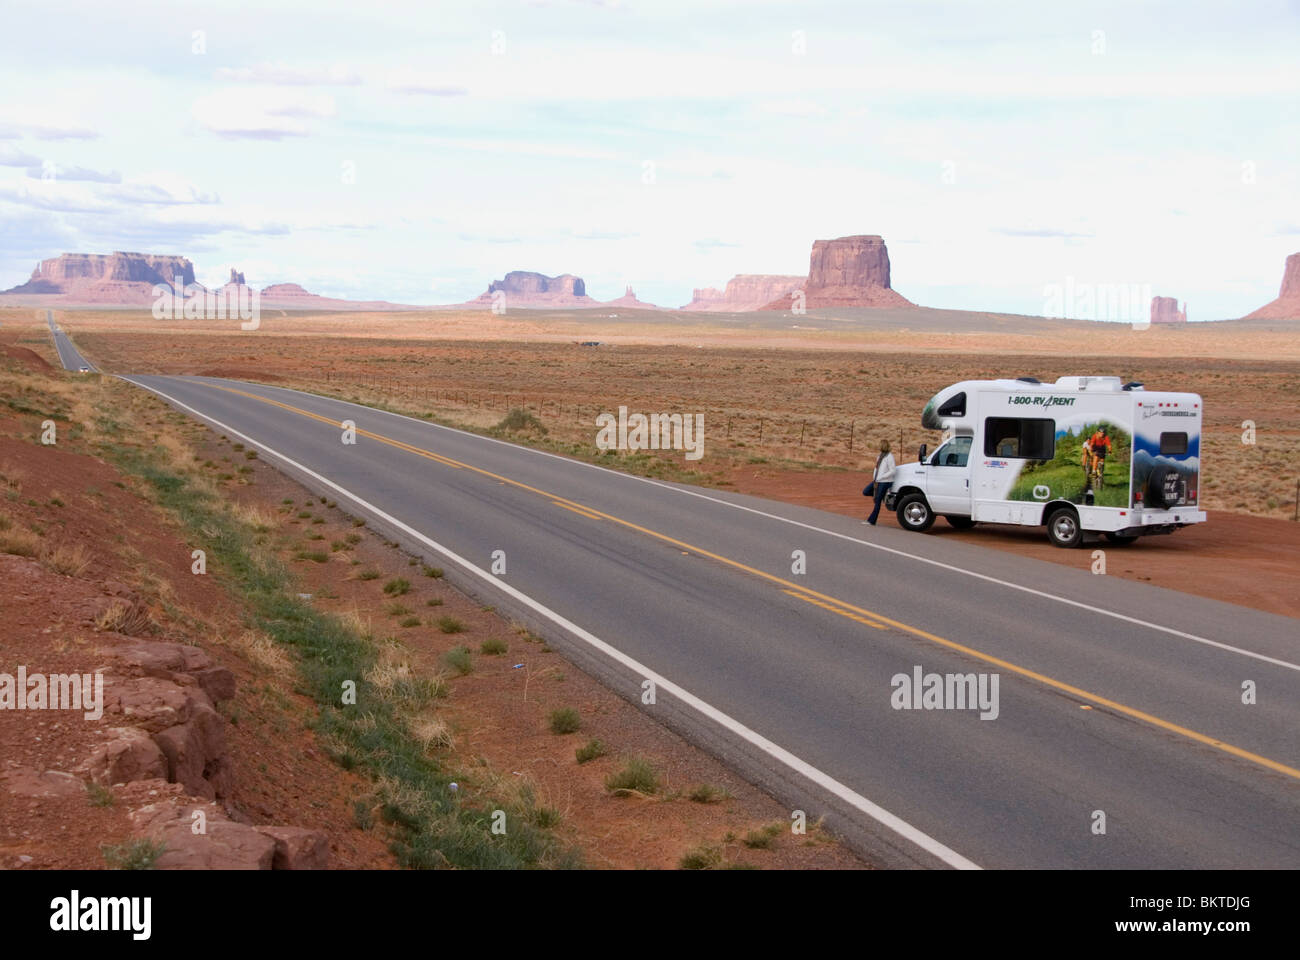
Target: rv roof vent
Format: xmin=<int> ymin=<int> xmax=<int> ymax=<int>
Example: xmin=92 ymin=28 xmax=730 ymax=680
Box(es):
xmin=1055 ymin=375 xmax=1123 ymax=391
xmin=1122 ymin=381 xmax=1145 ymax=391
xmin=1015 ymin=376 xmax=1041 ymax=384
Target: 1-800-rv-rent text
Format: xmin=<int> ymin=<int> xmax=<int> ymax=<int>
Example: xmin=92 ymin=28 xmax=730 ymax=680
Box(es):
xmin=885 ymin=376 xmax=1206 ymax=547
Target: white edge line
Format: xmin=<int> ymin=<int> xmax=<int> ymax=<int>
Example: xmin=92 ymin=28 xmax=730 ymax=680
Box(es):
xmin=121 ymin=375 xmax=982 ymax=871
xmin=201 ymin=376 xmax=1300 ymax=675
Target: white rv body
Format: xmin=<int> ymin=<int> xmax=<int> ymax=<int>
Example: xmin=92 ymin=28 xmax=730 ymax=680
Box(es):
xmin=885 ymin=376 xmax=1206 ymax=546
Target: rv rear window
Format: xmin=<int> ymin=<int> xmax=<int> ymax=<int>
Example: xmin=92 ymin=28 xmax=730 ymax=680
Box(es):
xmin=1159 ymin=432 xmax=1188 ymax=455
xmin=983 ymin=417 xmax=1056 ymax=460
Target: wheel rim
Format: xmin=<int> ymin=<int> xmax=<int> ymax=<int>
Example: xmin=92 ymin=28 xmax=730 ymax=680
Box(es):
xmin=904 ymin=502 xmax=928 ymax=525
xmin=1052 ymin=514 xmax=1077 ymax=541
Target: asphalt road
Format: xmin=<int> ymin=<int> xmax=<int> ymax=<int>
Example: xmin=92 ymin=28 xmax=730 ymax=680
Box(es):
xmin=118 ymin=373 xmax=1300 ymax=869
xmin=46 ymin=311 xmax=97 ymax=372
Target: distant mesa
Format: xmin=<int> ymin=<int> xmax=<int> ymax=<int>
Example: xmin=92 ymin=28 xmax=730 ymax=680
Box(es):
xmin=1 ymin=252 xmax=195 ymax=303
xmin=260 ymin=282 xmax=312 ymax=297
xmin=603 ymin=285 xmax=665 ymax=309
xmin=1243 ymin=252 xmax=1300 ymax=320
xmin=471 ymin=270 xmax=596 ymax=308
xmin=760 ymin=235 xmax=914 ymax=310
xmin=0 ymin=251 xmax=425 ymax=310
xmin=1150 ymin=296 xmax=1187 ymax=323
xmin=681 ymin=274 xmax=804 ymax=312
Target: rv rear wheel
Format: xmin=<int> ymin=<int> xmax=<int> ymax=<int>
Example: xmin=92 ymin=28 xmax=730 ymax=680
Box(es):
xmin=896 ymin=494 xmax=935 ymax=532
xmin=1046 ymin=507 xmax=1082 ymax=548
xmin=944 ymin=515 xmax=976 ymax=529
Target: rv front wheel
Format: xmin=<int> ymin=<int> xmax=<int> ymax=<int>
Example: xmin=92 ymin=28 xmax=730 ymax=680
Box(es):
xmin=896 ymin=494 xmax=935 ymax=532
xmin=1046 ymin=507 xmax=1082 ymax=548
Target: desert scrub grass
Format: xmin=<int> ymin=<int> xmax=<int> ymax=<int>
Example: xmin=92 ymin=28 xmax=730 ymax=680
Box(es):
xmin=0 ymin=525 xmax=40 ymax=557
xmin=687 ymin=783 xmax=726 ymax=804
xmin=441 ymin=646 xmax=473 ymax=676
xmin=345 ymin=532 xmax=362 ymax=545
xmin=385 ymin=602 xmax=412 ymax=616
xmin=383 ymin=577 xmax=411 ymax=596
xmin=575 ymin=739 xmax=607 ymax=764
xmin=400 ymin=616 xmax=422 ymax=628
xmin=422 ymin=565 xmax=443 ymax=578
xmin=294 ymin=549 xmax=328 ymax=563
xmin=356 ymin=569 xmax=380 ymax=581
xmin=85 ymin=782 xmax=115 ymax=808
xmin=679 ymin=845 xmax=723 ymax=870
xmin=95 ymin=599 xmax=154 ymax=636
xmin=42 ymin=542 xmax=93 ymax=577
xmin=479 ymin=636 xmax=508 ymax=656
xmin=495 ymin=407 xmax=547 ymax=434
xmin=605 ymin=756 xmax=659 ymax=796
xmin=102 ymin=838 xmax=165 ymax=870
xmin=436 ymin=616 xmax=466 ymax=634
xmin=548 ymin=707 xmax=581 ymax=735
xmin=425 ymin=597 xmax=444 ymax=607
xmin=98 ymin=415 xmax=580 ymax=870
xmin=742 ymin=823 xmax=783 ymax=849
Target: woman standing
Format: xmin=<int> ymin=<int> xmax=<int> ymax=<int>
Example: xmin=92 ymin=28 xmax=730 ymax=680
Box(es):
xmin=864 ymin=439 xmax=896 ymax=525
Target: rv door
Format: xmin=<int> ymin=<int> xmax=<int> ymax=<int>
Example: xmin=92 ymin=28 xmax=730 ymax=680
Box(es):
xmin=925 ymin=437 xmax=973 ymax=513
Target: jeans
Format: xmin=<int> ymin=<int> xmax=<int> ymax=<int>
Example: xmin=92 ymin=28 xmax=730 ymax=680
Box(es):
xmin=868 ymin=481 xmax=892 ymax=524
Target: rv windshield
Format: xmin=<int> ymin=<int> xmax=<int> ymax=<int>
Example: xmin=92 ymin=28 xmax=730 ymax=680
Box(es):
xmin=930 ymin=437 xmax=972 ymax=467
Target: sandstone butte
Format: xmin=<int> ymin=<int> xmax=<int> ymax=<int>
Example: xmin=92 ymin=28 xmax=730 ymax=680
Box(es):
xmin=680 ymin=274 xmax=805 ymax=311
xmin=469 ymin=270 xmax=597 ymax=307
xmin=603 ymin=285 xmax=665 ymax=309
xmin=1243 ymin=252 xmax=1300 ymax=320
xmin=2 ymin=252 xmax=195 ymax=303
xmin=0 ymin=252 xmax=424 ymax=310
xmin=1150 ymin=296 xmax=1187 ymax=323
xmin=758 ymin=234 xmax=915 ymax=310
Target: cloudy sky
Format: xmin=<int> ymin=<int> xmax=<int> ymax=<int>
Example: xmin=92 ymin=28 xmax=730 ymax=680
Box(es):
xmin=1 ymin=0 xmax=1297 ymax=317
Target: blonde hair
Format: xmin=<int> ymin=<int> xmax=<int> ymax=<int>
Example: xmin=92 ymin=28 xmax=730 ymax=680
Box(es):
xmin=879 ymin=439 xmax=891 ymax=453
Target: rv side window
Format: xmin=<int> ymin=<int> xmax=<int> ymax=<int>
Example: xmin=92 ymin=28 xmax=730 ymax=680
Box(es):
xmin=983 ymin=418 xmax=1055 ymax=460
xmin=937 ymin=392 xmax=966 ymax=418
xmin=1160 ymin=432 xmax=1188 ymax=455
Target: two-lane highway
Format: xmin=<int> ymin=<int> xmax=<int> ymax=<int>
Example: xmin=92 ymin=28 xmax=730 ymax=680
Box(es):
xmin=46 ymin=311 xmax=97 ymax=372
xmin=120 ymin=374 xmax=1300 ymax=869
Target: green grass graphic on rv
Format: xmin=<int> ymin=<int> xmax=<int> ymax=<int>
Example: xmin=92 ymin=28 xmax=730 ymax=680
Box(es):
xmin=1006 ymin=421 xmax=1132 ymax=508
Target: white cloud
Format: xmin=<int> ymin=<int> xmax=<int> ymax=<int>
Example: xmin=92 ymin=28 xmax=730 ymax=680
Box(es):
xmin=192 ymin=88 xmax=337 ymax=139
xmin=0 ymin=144 xmax=41 ymax=166
xmin=25 ymin=164 xmax=121 ymax=184
xmin=384 ymin=69 xmax=469 ymax=96
xmin=215 ymin=62 xmax=362 ymax=86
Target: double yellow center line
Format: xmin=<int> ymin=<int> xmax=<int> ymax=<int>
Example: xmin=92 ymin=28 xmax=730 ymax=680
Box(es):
xmin=202 ymin=381 xmax=1300 ymax=783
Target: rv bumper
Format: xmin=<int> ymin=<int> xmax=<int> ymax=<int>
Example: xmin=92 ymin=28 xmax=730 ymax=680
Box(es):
xmin=1118 ymin=508 xmax=1207 ymax=536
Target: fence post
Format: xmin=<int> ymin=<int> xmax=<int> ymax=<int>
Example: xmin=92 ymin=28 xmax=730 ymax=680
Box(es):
xmin=799 ymin=420 xmax=806 ymax=446
xmin=758 ymin=418 xmax=764 ymax=443
xmin=848 ymin=421 xmax=854 ymax=452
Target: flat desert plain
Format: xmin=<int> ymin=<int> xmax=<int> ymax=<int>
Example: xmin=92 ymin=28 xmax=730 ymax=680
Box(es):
xmin=6 ymin=305 xmax=1298 ymax=616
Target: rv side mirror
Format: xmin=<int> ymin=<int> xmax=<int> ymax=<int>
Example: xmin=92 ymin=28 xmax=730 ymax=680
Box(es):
xmin=917 ymin=443 xmax=927 ymax=463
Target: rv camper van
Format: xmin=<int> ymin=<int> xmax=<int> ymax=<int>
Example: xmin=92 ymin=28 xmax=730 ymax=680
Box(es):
xmin=884 ymin=376 xmax=1206 ymax=547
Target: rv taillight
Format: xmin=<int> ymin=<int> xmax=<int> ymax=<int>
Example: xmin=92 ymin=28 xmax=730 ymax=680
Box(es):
xmin=1135 ymin=490 xmax=1144 ymax=504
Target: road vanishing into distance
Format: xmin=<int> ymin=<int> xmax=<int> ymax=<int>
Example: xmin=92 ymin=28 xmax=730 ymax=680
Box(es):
xmin=91 ymin=372 xmax=1298 ymax=871
xmin=45 ymin=310 xmax=97 ymax=372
